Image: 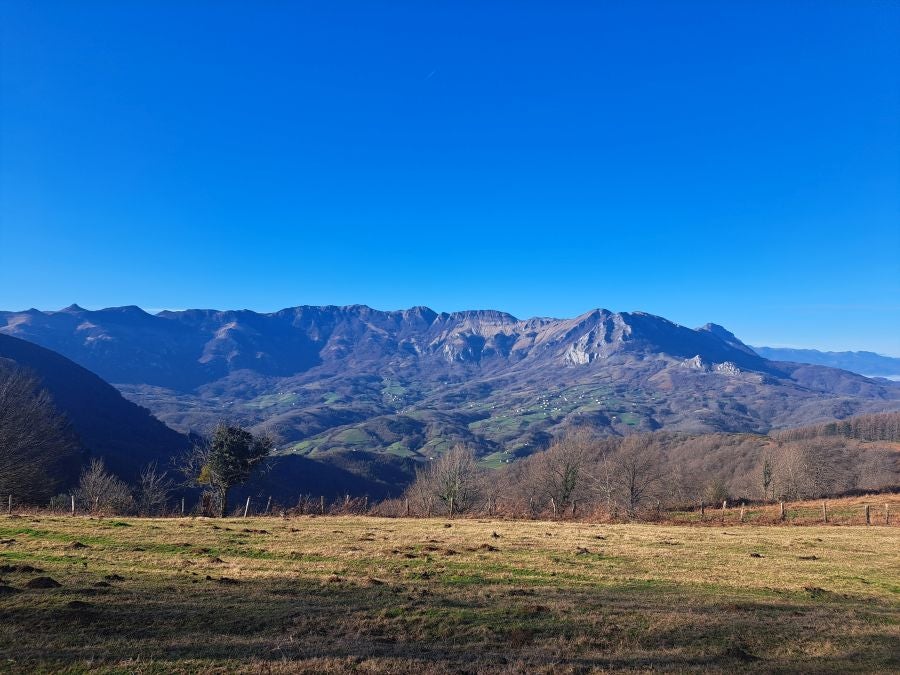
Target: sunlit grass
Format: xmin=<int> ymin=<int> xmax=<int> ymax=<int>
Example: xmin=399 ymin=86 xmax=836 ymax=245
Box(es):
xmin=0 ymin=513 xmax=897 ymax=672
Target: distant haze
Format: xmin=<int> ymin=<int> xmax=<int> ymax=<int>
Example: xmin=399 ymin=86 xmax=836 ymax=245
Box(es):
xmin=752 ymin=346 xmax=900 ymax=380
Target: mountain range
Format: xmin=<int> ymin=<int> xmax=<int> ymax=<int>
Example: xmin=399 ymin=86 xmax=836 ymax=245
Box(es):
xmin=751 ymin=346 xmax=900 ymax=380
xmin=2 ymin=304 xmax=898 ymax=467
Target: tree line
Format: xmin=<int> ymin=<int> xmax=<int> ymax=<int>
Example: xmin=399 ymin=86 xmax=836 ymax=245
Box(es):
xmin=394 ymin=427 xmax=899 ymax=519
xmin=2 ymin=360 xmax=897 ymax=518
xmin=35 ymin=420 xmax=274 ymax=517
xmin=772 ymin=411 xmax=900 ymax=443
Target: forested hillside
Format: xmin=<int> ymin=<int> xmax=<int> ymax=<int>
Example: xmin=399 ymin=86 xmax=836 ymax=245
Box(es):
xmin=398 ymin=415 xmax=900 ymax=520
xmin=773 ymin=411 xmax=900 ymax=442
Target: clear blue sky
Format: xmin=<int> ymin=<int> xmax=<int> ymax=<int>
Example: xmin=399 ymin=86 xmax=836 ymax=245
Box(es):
xmin=1 ymin=1 xmax=898 ymax=354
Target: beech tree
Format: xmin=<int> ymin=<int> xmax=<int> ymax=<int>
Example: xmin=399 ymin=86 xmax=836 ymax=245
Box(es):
xmin=527 ymin=431 xmax=592 ymax=514
xmin=610 ymin=435 xmax=662 ymax=518
xmin=406 ymin=445 xmax=481 ymax=516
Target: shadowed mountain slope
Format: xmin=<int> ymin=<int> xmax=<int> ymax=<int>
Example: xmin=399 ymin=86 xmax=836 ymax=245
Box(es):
xmin=0 ymin=333 xmax=190 ymax=483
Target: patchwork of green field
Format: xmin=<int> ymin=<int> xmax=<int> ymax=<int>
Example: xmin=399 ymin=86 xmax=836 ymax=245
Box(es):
xmin=459 ymin=381 xmax=662 ymax=448
xmin=381 ymin=380 xmax=408 ymax=404
xmin=384 ymin=442 xmax=417 ymax=458
xmin=0 ymin=515 xmax=897 ymax=672
xmin=479 ymin=449 xmax=515 ymax=468
xmin=244 ymin=391 xmax=301 ymax=410
xmin=262 ymin=377 xmax=676 ymax=461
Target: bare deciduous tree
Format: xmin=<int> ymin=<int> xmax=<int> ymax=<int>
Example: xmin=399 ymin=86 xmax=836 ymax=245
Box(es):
xmin=137 ymin=462 xmax=174 ymax=515
xmin=610 ymin=435 xmax=662 ymax=518
xmin=528 ymin=431 xmax=592 ymax=512
xmin=856 ymin=449 xmax=895 ymax=491
xmin=702 ymin=478 xmax=730 ymax=505
xmin=0 ymin=364 xmax=76 ymax=503
xmin=405 ymin=445 xmax=482 ymax=516
xmin=75 ymin=458 xmax=133 ymax=514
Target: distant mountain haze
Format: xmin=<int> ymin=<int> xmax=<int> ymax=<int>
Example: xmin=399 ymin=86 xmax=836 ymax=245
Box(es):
xmin=2 ymin=304 xmax=898 ymax=462
xmin=752 ymin=346 xmax=900 ymax=380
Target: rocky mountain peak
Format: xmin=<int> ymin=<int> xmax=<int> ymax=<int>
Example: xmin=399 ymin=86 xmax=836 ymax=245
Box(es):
xmin=697 ymin=323 xmax=757 ymax=355
xmin=0 ymin=303 xmax=780 ymax=388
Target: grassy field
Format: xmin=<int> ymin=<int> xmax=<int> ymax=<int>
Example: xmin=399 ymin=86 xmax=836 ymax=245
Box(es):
xmin=0 ymin=514 xmax=898 ymax=673
xmin=663 ymin=494 xmax=900 ymax=527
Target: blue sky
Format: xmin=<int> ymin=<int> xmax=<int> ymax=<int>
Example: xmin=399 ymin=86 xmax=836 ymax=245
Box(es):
xmin=1 ymin=1 xmax=898 ymax=355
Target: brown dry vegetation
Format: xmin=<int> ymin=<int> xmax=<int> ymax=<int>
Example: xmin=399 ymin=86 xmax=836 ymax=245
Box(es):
xmin=658 ymin=493 xmax=900 ymax=526
xmin=1 ymin=510 xmax=898 ymax=673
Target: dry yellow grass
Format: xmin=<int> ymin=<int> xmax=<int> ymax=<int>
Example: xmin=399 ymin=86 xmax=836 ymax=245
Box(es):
xmin=661 ymin=493 xmax=900 ymax=526
xmin=0 ymin=513 xmax=898 ymax=673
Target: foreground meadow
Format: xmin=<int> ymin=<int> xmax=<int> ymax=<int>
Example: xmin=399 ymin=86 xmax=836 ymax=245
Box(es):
xmin=0 ymin=514 xmax=897 ymax=673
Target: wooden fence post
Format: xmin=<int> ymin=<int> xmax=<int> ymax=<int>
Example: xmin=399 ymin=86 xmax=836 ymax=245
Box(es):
xmin=243 ymin=496 xmax=251 ymax=518
xmin=363 ymin=496 xmax=368 ymax=513
xmin=550 ymin=497 xmax=557 ymax=518
xmin=265 ymin=496 xmax=272 ymax=515
xmin=320 ymin=496 xmax=325 ymax=515
xmin=405 ymin=498 xmax=410 ymax=517
xmin=571 ymin=500 xmax=577 ymax=518
xmin=779 ymin=501 xmax=785 ymax=521
xmin=865 ymin=504 xmax=870 ymax=526
xmin=739 ymin=507 xmax=745 ymax=523
xmin=699 ymin=501 xmax=705 ymax=520
xmin=886 ymin=504 xmax=891 ymax=526
xmin=71 ymin=494 xmax=75 ymax=516
xmin=181 ymin=497 xmax=185 ymax=516
xmin=721 ymin=500 xmax=727 ymax=524
xmin=822 ymin=501 xmax=827 ymax=524
xmin=6 ymin=495 xmax=10 ymax=515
